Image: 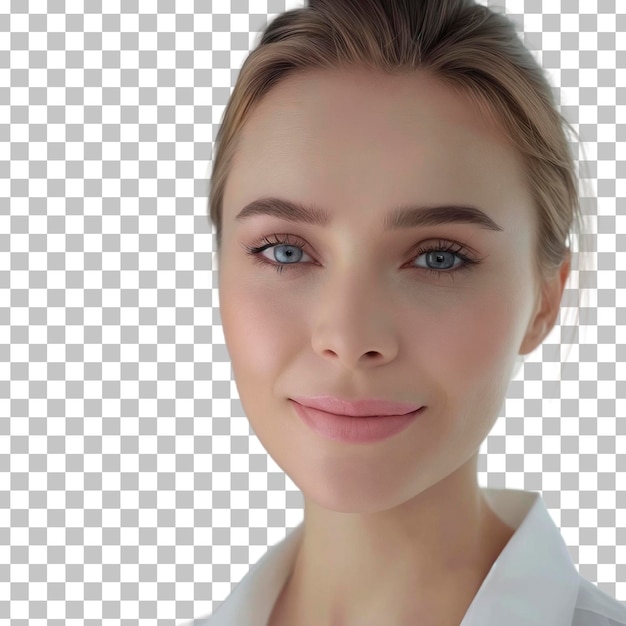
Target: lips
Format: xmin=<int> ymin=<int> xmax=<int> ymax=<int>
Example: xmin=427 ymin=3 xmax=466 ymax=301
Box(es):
xmin=290 ymin=400 xmax=425 ymax=444
xmin=290 ymin=395 xmax=422 ymax=417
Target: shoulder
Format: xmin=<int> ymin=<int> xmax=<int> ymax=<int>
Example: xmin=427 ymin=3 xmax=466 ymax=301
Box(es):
xmin=572 ymin=577 xmax=626 ymax=626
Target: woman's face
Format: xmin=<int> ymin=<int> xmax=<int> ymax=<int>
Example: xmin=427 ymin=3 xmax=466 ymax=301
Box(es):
xmin=216 ymin=68 xmax=562 ymax=513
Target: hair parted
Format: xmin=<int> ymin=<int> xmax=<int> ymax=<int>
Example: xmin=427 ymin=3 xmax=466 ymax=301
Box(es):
xmin=208 ymin=0 xmax=593 ymax=357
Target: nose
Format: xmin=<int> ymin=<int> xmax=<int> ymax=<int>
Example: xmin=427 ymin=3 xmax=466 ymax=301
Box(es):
xmin=310 ymin=271 xmax=399 ymax=369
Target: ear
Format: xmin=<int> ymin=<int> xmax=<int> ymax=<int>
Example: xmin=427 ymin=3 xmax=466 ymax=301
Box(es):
xmin=518 ymin=250 xmax=571 ymax=357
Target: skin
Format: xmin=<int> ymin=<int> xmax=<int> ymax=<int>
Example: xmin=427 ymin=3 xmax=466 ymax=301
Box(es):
xmin=216 ymin=67 xmax=571 ymax=626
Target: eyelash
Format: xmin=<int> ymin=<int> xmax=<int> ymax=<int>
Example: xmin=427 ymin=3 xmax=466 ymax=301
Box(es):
xmin=242 ymin=233 xmax=484 ymax=282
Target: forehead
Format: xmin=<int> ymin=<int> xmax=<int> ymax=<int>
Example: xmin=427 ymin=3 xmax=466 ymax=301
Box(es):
xmin=247 ymin=67 xmax=504 ymax=139
xmin=223 ymin=68 xmax=533 ymax=233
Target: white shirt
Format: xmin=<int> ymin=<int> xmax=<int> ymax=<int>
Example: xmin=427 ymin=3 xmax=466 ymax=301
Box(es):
xmin=189 ymin=487 xmax=626 ymax=626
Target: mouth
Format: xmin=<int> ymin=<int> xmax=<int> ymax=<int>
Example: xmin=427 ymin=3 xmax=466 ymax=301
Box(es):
xmin=290 ymin=400 xmax=426 ymax=444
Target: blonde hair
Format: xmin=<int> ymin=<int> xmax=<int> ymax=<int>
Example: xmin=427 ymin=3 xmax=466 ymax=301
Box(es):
xmin=208 ymin=0 xmax=593 ymax=363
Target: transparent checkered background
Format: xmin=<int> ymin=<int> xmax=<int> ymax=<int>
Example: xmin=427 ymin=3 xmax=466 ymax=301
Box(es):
xmin=0 ymin=0 xmax=624 ymax=624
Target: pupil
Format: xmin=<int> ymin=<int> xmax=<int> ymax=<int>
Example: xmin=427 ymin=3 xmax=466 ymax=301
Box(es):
xmin=431 ymin=252 xmax=449 ymax=267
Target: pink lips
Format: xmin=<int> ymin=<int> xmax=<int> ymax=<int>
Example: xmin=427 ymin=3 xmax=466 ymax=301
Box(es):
xmin=289 ymin=396 xmax=425 ymax=444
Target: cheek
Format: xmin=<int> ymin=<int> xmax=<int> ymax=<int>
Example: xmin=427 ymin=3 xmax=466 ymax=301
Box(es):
xmin=445 ymin=291 xmax=520 ymax=387
xmin=218 ymin=270 xmax=294 ymax=396
xmin=427 ymin=284 xmax=529 ymax=447
xmin=218 ymin=270 xmax=304 ymax=467
xmin=452 ymin=300 xmax=514 ymax=371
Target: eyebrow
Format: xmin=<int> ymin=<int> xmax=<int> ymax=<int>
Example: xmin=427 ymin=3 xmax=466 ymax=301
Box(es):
xmin=235 ymin=197 xmax=504 ymax=232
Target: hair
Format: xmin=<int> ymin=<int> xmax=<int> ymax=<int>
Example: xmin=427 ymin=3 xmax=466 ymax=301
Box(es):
xmin=208 ymin=0 xmax=594 ymax=365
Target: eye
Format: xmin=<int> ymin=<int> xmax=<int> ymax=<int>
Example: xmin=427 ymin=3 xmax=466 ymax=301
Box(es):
xmin=241 ymin=233 xmax=484 ymax=281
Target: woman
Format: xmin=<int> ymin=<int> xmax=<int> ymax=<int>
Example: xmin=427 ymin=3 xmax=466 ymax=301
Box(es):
xmin=194 ymin=0 xmax=624 ymax=624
